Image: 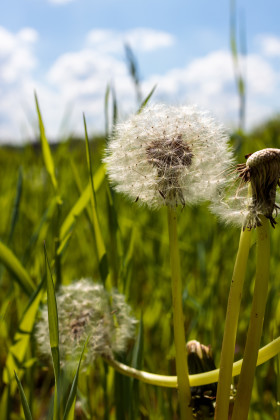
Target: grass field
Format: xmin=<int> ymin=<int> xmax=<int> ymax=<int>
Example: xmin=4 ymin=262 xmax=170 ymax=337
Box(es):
xmin=1 ymin=100 xmax=280 ymax=420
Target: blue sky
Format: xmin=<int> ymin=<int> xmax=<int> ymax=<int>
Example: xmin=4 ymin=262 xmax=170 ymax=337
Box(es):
xmin=1 ymin=0 xmax=280 ymax=142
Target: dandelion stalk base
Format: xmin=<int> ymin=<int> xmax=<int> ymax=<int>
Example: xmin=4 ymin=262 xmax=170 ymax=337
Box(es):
xmin=231 ymin=216 xmax=270 ymax=420
xmin=215 ymin=227 xmax=251 ymax=420
xmin=167 ymin=207 xmax=193 ymax=419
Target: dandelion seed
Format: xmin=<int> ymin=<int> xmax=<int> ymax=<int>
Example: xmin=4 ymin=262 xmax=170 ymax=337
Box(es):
xmin=35 ymin=279 xmax=136 ymax=370
xmin=212 ymin=148 xmax=280 ymax=229
xmin=104 ymin=104 xmax=233 ymax=208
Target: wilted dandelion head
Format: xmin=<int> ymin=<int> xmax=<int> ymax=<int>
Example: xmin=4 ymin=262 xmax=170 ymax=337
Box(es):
xmin=35 ymin=279 xmax=136 ymax=369
xmin=104 ymin=104 xmax=233 ymax=208
xmin=211 ymin=148 xmax=280 ymax=229
xmin=186 ymin=340 xmax=217 ymax=418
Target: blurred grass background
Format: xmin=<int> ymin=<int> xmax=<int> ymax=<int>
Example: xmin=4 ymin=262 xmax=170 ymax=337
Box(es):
xmin=0 ymin=113 xmax=280 ymax=419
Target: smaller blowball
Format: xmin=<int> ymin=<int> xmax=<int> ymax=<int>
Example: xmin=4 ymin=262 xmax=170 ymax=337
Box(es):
xmin=211 ymin=148 xmax=280 ymax=229
xmin=35 ymin=279 xmax=137 ymax=369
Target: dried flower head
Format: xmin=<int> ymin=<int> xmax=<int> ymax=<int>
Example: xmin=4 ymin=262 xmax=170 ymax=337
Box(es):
xmin=187 ymin=340 xmax=217 ymax=419
xmin=211 ymin=148 xmax=280 ymax=229
xmin=104 ymin=104 xmax=233 ymax=208
xmin=35 ymin=279 xmax=136 ymax=369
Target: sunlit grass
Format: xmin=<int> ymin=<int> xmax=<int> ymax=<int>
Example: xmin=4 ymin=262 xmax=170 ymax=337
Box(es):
xmin=0 ymin=107 xmax=280 ymax=418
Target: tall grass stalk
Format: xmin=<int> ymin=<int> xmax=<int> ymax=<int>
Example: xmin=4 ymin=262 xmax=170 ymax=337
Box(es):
xmin=230 ymin=0 xmax=246 ymax=133
xmin=167 ymin=207 xmax=192 ymax=419
xmin=231 ymin=215 xmax=270 ymax=419
xmin=215 ymin=227 xmax=251 ymax=420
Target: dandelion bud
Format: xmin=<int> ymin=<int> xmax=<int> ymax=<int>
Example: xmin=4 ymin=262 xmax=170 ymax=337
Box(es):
xmin=35 ymin=279 xmax=136 ymax=369
xmin=186 ymin=340 xmax=217 ymax=418
xmin=212 ymin=148 xmax=280 ymax=229
xmin=104 ymin=104 xmax=233 ymax=208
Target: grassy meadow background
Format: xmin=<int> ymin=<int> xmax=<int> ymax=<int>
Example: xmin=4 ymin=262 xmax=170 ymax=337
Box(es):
xmin=0 ymin=100 xmax=280 ymax=419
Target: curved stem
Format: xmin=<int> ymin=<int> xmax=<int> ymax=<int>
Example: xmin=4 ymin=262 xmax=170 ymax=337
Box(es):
xmin=103 ymin=336 xmax=280 ymax=387
xmin=231 ymin=216 xmax=270 ymax=420
xmin=215 ymin=227 xmax=252 ymax=420
xmin=167 ymin=207 xmax=193 ymax=419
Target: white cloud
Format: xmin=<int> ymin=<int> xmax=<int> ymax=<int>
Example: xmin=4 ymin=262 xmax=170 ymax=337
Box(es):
xmin=43 ymin=28 xmax=175 ymax=137
xmin=46 ymin=46 xmax=133 ymax=136
xmin=46 ymin=43 xmax=280 ymax=137
xmin=86 ymin=28 xmax=175 ymax=54
xmin=0 ymin=26 xmax=280 ymax=143
xmin=48 ymin=50 xmax=127 ymax=92
xmin=259 ymin=34 xmax=280 ymax=57
xmin=0 ymin=26 xmax=39 ymax=141
xmin=123 ymin=28 xmax=175 ymax=52
xmin=143 ymin=49 xmax=280 ymax=130
xmin=141 ymin=51 xmax=237 ymax=128
xmin=0 ymin=27 xmax=38 ymax=83
xmin=246 ymin=54 xmax=277 ymax=94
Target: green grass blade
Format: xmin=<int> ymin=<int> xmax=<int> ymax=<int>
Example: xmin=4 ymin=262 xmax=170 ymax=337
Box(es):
xmin=121 ymin=228 xmax=135 ymax=297
xmin=3 ymin=279 xmax=44 ymax=389
xmin=129 ymin=314 xmax=144 ymax=418
xmin=276 ymin=353 xmax=280 ymax=420
xmin=44 ymin=244 xmax=60 ymax=419
xmin=58 ymin=165 xmax=105 ymax=253
xmin=70 ymin=158 xmax=99 ymax=242
xmin=111 ymin=85 xmax=118 ymax=127
xmin=114 ymin=367 xmax=131 ymax=420
xmin=8 ymin=166 xmax=23 ymax=245
xmin=230 ymin=0 xmax=246 ymax=132
xmin=124 ymin=43 xmax=142 ymax=104
xmin=104 ymin=84 xmax=110 ymax=140
xmin=23 ymin=198 xmax=57 ymax=264
xmin=54 ymin=202 xmax=62 ymax=288
xmin=137 ymin=84 xmax=157 ymax=114
xmin=34 ymin=93 xmax=61 ymax=201
xmin=131 ymin=313 xmax=144 ymax=370
xmin=84 ymin=115 xmax=108 ymax=283
xmin=44 ymin=244 xmax=59 ymax=348
xmin=84 ymin=115 xmax=98 ymax=207
xmin=0 ymin=240 xmax=35 ymax=295
xmin=57 ymin=230 xmax=73 ymax=258
xmin=63 ymin=338 xmax=88 ymax=420
xmin=0 ymin=386 xmax=10 ymax=420
xmin=106 ymin=186 xmax=122 ymax=287
xmin=14 ymin=371 xmax=33 ymax=420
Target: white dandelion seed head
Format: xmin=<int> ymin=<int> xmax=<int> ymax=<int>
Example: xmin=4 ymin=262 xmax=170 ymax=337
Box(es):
xmin=211 ymin=148 xmax=280 ymax=229
xmin=104 ymin=104 xmax=233 ymax=209
xmin=35 ymin=279 xmax=137 ymax=370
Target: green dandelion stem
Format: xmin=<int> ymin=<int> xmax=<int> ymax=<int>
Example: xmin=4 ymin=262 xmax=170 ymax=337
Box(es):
xmin=167 ymin=207 xmax=193 ymax=419
xmin=231 ymin=215 xmax=270 ymax=420
xmin=215 ymin=227 xmax=252 ymax=420
xmin=104 ymin=335 xmax=280 ymax=387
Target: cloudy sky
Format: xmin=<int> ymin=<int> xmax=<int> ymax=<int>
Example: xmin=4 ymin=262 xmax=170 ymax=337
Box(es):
xmin=1 ymin=0 xmax=280 ymax=143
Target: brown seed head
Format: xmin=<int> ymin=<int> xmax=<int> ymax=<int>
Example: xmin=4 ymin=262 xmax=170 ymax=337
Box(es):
xmin=146 ymin=134 xmax=193 ymax=206
xmin=70 ymin=310 xmax=91 ymax=341
xmin=237 ymin=148 xmax=280 ymax=228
